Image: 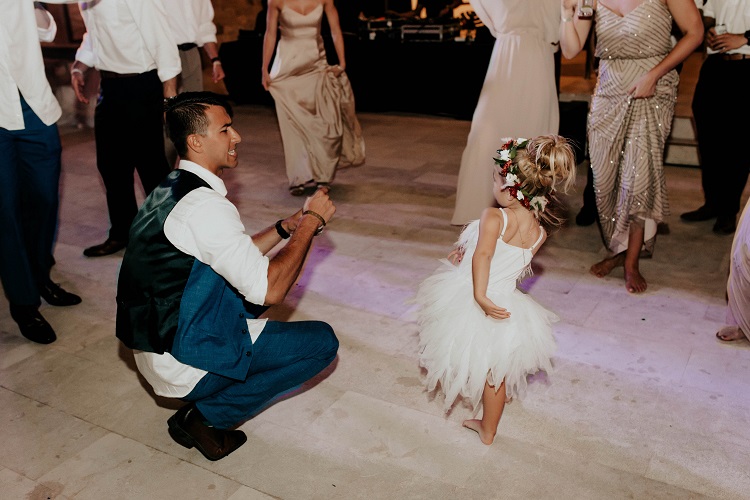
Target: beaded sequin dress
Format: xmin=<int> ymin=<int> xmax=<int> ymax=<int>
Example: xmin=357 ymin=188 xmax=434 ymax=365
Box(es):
xmin=414 ymin=210 xmax=558 ymax=413
xmin=268 ymin=4 xmax=365 ymax=187
xmin=588 ymin=0 xmax=676 ymax=255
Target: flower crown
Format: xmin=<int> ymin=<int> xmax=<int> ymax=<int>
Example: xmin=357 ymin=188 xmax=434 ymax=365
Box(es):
xmin=494 ymin=138 xmax=549 ymax=215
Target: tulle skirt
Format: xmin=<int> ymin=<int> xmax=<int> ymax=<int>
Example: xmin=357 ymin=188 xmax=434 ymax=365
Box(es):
xmin=414 ymin=260 xmax=558 ymax=414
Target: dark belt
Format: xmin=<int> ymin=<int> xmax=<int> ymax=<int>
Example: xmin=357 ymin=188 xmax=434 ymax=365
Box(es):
xmin=99 ymin=70 xmax=142 ymax=79
xmin=178 ymin=43 xmax=197 ymax=51
xmin=717 ymin=53 xmax=750 ymax=61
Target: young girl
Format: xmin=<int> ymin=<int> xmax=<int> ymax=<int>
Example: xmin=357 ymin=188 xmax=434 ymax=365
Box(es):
xmin=414 ymin=135 xmax=576 ymax=445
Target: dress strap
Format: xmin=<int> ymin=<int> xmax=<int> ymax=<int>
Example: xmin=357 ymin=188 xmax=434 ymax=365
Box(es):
xmin=499 ymin=208 xmax=509 ymax=237
xmin=529 ymin=226 xmax=545 ymax=251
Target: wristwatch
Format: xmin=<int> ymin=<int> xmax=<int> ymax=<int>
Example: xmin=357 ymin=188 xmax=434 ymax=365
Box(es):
xmin=745 ymin=29 xmax=750 ymax=46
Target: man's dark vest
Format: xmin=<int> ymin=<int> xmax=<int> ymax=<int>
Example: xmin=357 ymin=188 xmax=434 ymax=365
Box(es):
xmin=115 ymin=169 xmax=255 ymax=379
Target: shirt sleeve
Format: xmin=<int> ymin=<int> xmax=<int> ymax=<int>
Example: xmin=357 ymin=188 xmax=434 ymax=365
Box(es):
xmin=126 ymin=0 xmax=181 ymax=82
xmin=36 ymin=9 xmax=57 ymax=42
xmin=164 ymin=188 xmax=270 ymax=306
xmin=74 ymin=31 xmax=97 ymax=67
xmin=196 ymin=0 xmax=218 ymax=47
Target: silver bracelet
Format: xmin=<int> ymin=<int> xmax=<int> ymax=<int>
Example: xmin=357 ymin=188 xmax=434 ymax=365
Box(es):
xmin=70 ymin=67 xmax=84 ymax=76
xmin=562 ymin=15 xmax=573 ymax=23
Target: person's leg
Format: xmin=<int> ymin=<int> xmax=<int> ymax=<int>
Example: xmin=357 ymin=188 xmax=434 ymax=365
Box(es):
xmin=0 ymin=126 xmax=38 ymax=307
xmin=131 ymin=72 xmax=171 ymax=196
xmin=16 ymin=107 xmax=62 ymax=290
xmin=712 ymin=60 xmax=750 ymax=233
xmin=684 ymin=58 xmax=721 ymax=219
xmin=185 ymin=320 xmax=339 ymax=429
xmin=93 ymin=80 xmax=139 ymax=243
xmin=462 ymin=379 xmax=507 ymax=445
xmin=623 ymin=221 xmax=647 ymax=293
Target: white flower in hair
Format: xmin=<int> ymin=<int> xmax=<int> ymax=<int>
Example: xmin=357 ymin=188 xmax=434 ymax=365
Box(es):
xmin=530 ymin=196 xmax=548 ymax=213
xmin=516 ymin=190 xmax=525 ymax=201
xmin=516 ymin=137 xmax=528 ymax=144
xmin=498 ymin=149 xmax=511 ymax=162
xmin=505 ymin=172 xmax=519 ymax=185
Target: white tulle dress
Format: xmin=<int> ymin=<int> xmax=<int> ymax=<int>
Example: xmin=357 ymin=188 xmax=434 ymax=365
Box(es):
xmin=415 ymin=209 xmax=558 ymax=413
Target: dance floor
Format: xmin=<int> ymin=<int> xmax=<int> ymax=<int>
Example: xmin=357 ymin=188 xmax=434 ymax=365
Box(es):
xmin=1 ymin=86 xmax=749 ymax=497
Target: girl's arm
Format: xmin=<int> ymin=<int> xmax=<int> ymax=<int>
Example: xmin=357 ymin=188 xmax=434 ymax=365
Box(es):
xmin=627 ymin=0 xmax=703 ymax=98
xmin=261 ymin=0 xmax=281 ymax=90
xmin=324 ymin=0 xmax=346 ymax=76
xmin=472 ymin=208 xmax=510 ymax=320
xmin=559 ymin=0 xmax=594 ymax=59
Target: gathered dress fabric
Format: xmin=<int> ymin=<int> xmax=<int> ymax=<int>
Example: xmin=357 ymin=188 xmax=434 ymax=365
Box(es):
xmin=727 ymin=200 xmax=750 ymax=335
xmin=268 ymin=4 xmax=365 ymax=187
xmin=414 ymin=211 xmax=558 ymax=413
xmin=589 ymin=0 xmax=676 ymax=255
xmin=451 ymin=0 xmax=560 ymax=225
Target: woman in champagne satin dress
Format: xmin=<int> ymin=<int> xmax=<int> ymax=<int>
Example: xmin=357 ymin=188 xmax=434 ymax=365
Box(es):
xmin=262 ymin=0 xmax=365 ymax=196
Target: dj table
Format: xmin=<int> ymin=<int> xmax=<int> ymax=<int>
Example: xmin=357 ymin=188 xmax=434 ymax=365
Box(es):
xmin=220 ymin=28 xmax=494 ymax=119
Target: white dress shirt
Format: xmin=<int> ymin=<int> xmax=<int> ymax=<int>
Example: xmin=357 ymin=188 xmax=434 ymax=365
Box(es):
xmin=0 ymin=1 xmax=61 ymax=130
xmin=703 ymin=0 xmax=750 ymax=56
xmin=134 ymin=160 xmax=270 ymax=397
xmin=166 ymin=0 xmax=218 ymax=46
xmin=75 ymin=0 xmax=181 ymax=81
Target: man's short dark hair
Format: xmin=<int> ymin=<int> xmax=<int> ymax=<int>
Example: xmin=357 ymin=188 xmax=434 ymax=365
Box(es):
xmin=165 ymin=92 xmax=234 ymax=157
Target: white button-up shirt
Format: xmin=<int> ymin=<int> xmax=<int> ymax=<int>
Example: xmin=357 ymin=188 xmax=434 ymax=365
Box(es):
xmin=0 ymin=1 xmax=62 ymax=130
xmin=166 ymin=0 xmax=218 ymax=46
xmin=703 ymin=0 xmax=750 ymax=56
xmin=75 ymin=0 xmax=181 ymax=82
xmin=134 ymin=160 xmax=270 ymax=397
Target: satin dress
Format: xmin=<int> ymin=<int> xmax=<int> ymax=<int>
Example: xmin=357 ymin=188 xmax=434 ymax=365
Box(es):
xmin=268 ymin=4 xmax=365 ymax=187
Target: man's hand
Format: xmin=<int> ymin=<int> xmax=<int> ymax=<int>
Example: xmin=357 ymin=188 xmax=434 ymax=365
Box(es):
xmin=303 ymin=187 xmax=336 ymax=226
xmin=70 ymin=63 xmax=90 ymax=104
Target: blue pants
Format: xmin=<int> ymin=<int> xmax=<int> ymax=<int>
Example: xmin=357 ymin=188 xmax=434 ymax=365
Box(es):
xmin=0 ymin=96 xmax=61 ymax=306
xmin=183 ymin=320 xmax=339 ymax=429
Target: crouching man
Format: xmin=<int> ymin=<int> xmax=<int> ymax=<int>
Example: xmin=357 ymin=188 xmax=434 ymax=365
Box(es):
xmin=116 ymin=92 xmax=338 ymax=461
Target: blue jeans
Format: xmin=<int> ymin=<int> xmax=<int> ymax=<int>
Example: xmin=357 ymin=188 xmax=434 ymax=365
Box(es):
xmin=183 ymin=320 xmax=338 ymax=429
xmin=0 ymin=96 xmax=61 ymax=306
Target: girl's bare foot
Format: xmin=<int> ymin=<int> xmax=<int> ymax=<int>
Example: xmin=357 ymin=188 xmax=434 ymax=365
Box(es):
xmin=624 ymin=267 xmax=647 ymax=293
xmin=462 ymin=419 xmax=495 ymax=445
xmin=590 ymin=253 xmax=624 ymax=278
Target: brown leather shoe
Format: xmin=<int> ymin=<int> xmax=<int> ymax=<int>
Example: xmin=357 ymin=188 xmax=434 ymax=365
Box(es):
xmin=83 ymin=238 xmax=127 ymax=257
xmin=167 ymin=403 xmax=247 ymax=461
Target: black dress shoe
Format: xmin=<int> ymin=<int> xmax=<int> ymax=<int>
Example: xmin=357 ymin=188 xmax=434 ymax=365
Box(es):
xmin=575 ymin=205 xmax=597 ymax=226
xmin=40 ymin=280 xmax=82 ymax=306
xmin=9 ymin=305 xmax=56 ymax=344
xmin=167 ymin=403 xmax=247 ymax=461
xmin=713 ymin=215 xmax=736 ymax=235
xmin=681 ymin=205 xmax=717 ymax=222
xmin=83 ymin=238 xmax=127 ymax=257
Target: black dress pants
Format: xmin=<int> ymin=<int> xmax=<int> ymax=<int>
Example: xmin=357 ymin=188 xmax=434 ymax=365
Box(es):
xmin=691 ymin=56 xmax=750 ymax=219
xmin=95 ymin=70 xmax=170 ymax=241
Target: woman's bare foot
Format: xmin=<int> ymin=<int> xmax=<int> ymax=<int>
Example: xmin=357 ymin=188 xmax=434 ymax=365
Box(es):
xmin=716 ymin=326 xmax=747 ymax=342
xmin=624 ymin=267 xmax=647 ymax=293
xmin=590 ymin=253 xmax=624 ymax=278
xmin=462 ymin=419 xmax=496 ymax=445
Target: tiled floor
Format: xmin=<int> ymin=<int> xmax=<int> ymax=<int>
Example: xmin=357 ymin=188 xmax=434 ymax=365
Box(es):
xmin=2 ymin=62 xmax=750 ymax=499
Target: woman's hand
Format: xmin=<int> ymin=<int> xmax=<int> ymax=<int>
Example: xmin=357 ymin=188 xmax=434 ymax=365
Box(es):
xmin=261 ymin=71 xmax=271 ymax=91
xmin=329 ymin=64 xmax=345 ymax=78
xmin=627 ymin=71 xmax=658 ymax=99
